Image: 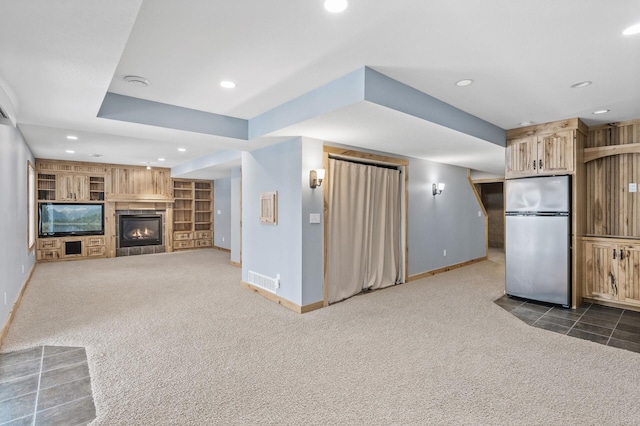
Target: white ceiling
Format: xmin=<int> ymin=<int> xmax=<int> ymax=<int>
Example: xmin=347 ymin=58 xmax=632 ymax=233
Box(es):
xmin=1 ymin=0 xmax=639 ymax=177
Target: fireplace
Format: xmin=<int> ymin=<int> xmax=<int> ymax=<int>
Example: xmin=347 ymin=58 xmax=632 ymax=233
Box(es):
xmin=119 ymin=214 xmax=162 ymax=248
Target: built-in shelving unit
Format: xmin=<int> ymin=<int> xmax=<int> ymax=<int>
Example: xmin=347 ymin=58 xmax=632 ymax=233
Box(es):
xmin=172 ymin=179 xmax=213 ymax=250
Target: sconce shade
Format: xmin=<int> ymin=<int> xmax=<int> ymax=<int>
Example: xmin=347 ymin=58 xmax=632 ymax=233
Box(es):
xmin=432 ymin=182 xmax=445 ymax=196
xmin=310 ymin=169 xmax=326 ymax=188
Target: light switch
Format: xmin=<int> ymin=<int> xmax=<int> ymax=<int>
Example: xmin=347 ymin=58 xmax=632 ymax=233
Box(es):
xmin=629 ymin=183 xmax=637 ymax=193
xmin=309 ymin=213 xmax=321 ymax=224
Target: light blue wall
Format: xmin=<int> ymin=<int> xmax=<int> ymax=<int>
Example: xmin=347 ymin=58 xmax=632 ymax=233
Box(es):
xmin=408 ymin=158 xmax=486 ymax=275
xmin=300 ymin=138 xmax=324 ymax=305
xmin=230 ymin=167 xmax=242 ymax=264
xmin=213 ymin=177 xmax=231 ymax=250
xmin=242 ymin=138 xmax=304 ymax=305
xmin=0 ymin=123 xmax=36 ymax=328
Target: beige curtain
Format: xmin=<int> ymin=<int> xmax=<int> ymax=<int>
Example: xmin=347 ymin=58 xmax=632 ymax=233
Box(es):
xmin=327 ymin=158 xmax=403 ymax=304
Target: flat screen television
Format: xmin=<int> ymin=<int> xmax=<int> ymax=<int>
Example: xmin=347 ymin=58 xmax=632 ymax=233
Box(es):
xmin=38 ymin=203 xmax=104 ymax=237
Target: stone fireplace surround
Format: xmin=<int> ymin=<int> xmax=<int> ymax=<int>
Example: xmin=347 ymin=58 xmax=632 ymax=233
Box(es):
xmin=115 ymin=209 xmax=167 ymax=257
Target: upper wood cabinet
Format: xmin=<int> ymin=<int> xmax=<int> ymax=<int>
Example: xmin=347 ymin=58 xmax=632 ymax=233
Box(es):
xmin=505 ymin=128 xmax=576 ymax=179
xmin=36 ymin=160 xmax=107 ymax=201
xmin=506 ymin=119 xmax=586 ymax=179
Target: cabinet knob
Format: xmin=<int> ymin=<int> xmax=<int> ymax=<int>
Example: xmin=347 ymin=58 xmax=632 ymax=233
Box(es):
xmin=532 ymin=160 xmax=536 ymax=170
xmin=539 ymin=159 xmax=543 ymax=169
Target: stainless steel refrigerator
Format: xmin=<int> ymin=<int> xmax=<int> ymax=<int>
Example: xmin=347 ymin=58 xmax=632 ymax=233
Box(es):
xmin=505 ymin=175 xmax=571 ymax=306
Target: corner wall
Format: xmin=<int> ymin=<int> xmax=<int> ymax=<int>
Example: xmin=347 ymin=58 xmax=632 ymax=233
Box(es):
xmin=213 ymin=177 xmax=231 ymax=250
xmin=242 ymin=138 xmax=304 ymax=305
xmin=0 ymin=123 xmax=36 ymax=335
xmin=230 ymin=167 xmax=242 ymax=265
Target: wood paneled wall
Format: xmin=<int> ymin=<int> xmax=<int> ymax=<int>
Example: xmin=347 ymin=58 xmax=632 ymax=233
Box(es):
xmin=586 ymin=120 xmax=640 ymax=237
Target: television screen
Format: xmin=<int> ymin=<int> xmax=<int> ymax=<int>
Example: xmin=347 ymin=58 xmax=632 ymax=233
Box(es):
xmin=38 ymin=203 xmax=104 ymax=237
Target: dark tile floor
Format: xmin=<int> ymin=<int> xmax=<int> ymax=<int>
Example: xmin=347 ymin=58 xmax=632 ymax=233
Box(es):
xmin=495 ymin=295 xmax=640 ymax=353
xmin=0 ymin=346 xmax=95 ymax=425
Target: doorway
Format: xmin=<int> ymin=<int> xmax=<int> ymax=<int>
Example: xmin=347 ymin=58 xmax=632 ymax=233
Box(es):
xmin=475 ymin=181 xmax=504 ymax=249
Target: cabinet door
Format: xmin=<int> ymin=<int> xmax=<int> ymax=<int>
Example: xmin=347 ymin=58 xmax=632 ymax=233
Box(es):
xmin=505 ymin=136 xmax=536 ymax=178
xmin=618 ymin=244 xmax=640 ymax=306
xmin=57 ymin=174 xmax=75 ymax=200
xmin=538 ymin=130 xmax=574 ymax=175
xmin=57 ymin=175 xmax=89 ymax=200
xmin=584 ymin=241 xmax=618 ymax=300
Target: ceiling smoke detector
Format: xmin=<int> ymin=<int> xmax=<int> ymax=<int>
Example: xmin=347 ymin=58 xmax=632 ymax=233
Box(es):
xmin=124 ymin=75 xmax=151 ymax=87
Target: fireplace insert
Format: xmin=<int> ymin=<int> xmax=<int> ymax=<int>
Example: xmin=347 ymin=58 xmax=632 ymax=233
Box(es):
xmin=119 ymin=214 xmax=162 ymax=248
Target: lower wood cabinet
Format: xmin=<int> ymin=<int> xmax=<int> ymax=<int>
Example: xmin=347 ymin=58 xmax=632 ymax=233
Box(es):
xmin=583 ymin=238 xmax=640 ymax=308
xmin=37 ymin=236 xmax=106 ymax=262
xmin=172 ymin=230 xmax=212 ymax=250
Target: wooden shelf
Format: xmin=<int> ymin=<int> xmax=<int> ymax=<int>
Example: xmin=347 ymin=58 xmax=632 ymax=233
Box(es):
xmin=171 ymin=179 xmax=213 ymax=251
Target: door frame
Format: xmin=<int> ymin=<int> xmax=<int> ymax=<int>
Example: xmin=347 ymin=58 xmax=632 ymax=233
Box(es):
xmin=322 ymin=146 xmax=409 ymax=306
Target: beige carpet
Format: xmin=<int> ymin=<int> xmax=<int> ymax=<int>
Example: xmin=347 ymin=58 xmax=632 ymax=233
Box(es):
xmin=3 ymin=249 xmax=640 ymax=425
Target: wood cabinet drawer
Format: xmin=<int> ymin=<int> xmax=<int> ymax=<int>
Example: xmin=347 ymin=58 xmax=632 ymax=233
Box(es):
xmin=173 ymin=240 xmax=195 ymax=249
xmin=194 ymin=231 xmax=212 ymax=239
xmin=86 ymin=246 xmax=106 ymax=257
xmin=38 ymin=239 xmax=61 ymax=250
xmin=86 ymin=236 xmax=105 ymax=246
xmin=195 ymin=239 xmax=212 ymax=248
xmin=173 ymin=231 xmax=193 ymax=241
xmin=37 ymin=250 xmax=61 ymax=261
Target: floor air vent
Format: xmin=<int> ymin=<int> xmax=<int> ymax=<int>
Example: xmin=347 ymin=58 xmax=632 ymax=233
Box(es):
xmin=247 ymin=271 xmax=280 ymax=293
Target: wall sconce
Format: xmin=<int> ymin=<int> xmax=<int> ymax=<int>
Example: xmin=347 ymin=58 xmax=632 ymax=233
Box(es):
xmin=310 ymin=169 xmax=326 ymax=188
xmin=432 ymin=182 xmax=445 ymax=196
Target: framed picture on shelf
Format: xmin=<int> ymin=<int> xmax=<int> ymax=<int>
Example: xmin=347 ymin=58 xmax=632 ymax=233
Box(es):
xmin=259 ymin=191 xmax=277 ymax=224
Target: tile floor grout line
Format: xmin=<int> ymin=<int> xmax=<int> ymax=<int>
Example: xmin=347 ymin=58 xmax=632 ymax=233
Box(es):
xmin=37 ymin=373 xmax=91 ymax=393
xmin=530 ymin=305 xmax=554 ymax=327
xmin=566 ymin=303 xmax=592 ymax=335
xmin=606 ymin=309 xmax=625 ymax=346
xmin=36 ymin=394 xmax=94 ymax=417
xmin=40 ymin=359 xmax=88 ymax=376
xmin=41 ymin=347 xmax=85 ymax=361
xmin=31 ymin=346 xmax=45 ymax=426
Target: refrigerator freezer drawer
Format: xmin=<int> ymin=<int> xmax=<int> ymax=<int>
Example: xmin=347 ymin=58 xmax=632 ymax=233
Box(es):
xmin=505 ymin=215 xmax=570 ymax=306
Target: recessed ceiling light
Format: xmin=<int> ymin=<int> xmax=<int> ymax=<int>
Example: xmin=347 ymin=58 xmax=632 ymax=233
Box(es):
xmin=571 ymin=81 xmax=592 ymax=88
xmin=66 ymin=135 xmax=78 ymax=140
xmin=324 ymin=0 xmax=348 ymax=13
xmin=623 ymin=23 xmax=640 ymax=35
xmin=519 ymin=121 xmax=534 ymax=126
xmin=593 ymin=109 xmax=610 ymax=115
xmin=220 ymin=80 xmax=236 ymax=89
xmin=178 ymin=148 xmax=186 ymax=152
xmin=158 ymin=158 xmax=165 ymax=162
xmin=124 ymin=75 xmax=151 ymax=87
xmin=455 ymin=79 xmax=474 ymax=87
xmin=65 ymin=150 xmax=75 ymax=154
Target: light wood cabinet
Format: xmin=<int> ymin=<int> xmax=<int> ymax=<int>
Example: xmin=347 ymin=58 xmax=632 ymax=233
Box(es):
xmin=505 ymin=130 xmax=574 ymax=178
xmin=36 ymin=160 xmax=107 ymax=202
xmin=57 ymin=174 xmax=89 ymax=201
xmin=584 ymin=238 xmax=640 ymax=308
xmin=172 ymin=179 xmax=213 ymax=250
xmin=36 ymin=235 xmax=106 ymax=262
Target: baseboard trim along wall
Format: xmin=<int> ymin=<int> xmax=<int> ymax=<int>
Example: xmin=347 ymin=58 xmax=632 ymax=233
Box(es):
xmin=0 ymin=264 xmax=36 ymax=348
xmin=213 ymin=246 xmax=231 ymax=253
xmin=240 ymin=281 xmax=323 ymax=314
xmin=229 ymin=261 xmax=241 ymax=268
xmin=407 ymin=256 xmax=487 ymax=282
